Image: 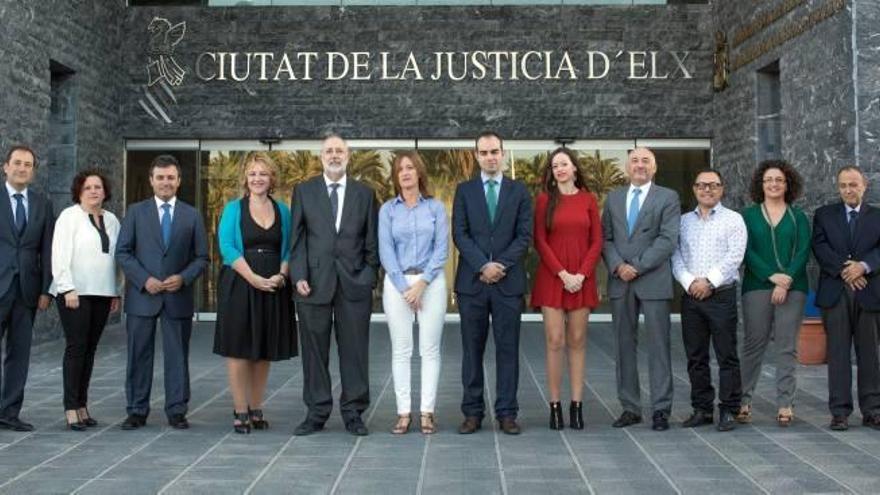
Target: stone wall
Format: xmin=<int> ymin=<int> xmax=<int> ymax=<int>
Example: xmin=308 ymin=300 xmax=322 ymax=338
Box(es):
xmin=855 ymin=0 xmax=879 ymax=180
xmin=0 ymin=0 xmax=126 ymax=342
xmin=712 ymin=0 xmax=856 ymax=211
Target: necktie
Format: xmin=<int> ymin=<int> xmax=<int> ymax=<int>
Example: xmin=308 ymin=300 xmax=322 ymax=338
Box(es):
xmin=329 ymin=183 xmax=340 ymax=229
xmin=627 ymin=188 xmax=641 ymax=235
xmin=486 ymin=179 xmax=498 ymax=223
xmin=13 ymin=193 xmax=26 ymax=236
xmin=849 ymin=209 xmax=858 ymax=243
xmin=161 ymin=203 xmax=172 ymax=247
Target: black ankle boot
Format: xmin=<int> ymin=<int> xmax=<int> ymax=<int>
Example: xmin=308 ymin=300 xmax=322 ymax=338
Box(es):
xmin=569 ymin=401 xmax=584 ymax=430
xmin=549 ymin=402 xmax=564 ymax=430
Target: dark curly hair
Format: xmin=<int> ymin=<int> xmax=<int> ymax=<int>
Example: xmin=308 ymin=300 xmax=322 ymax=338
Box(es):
xmin=749 ymin=159 xmax=803 ymax=204
xmin=71 ymin=169 xmax=112 ymax=204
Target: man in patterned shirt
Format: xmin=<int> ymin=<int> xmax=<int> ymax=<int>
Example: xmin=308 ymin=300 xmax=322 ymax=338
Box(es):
xmin=672 ymin=168 xmax=747 ymax=432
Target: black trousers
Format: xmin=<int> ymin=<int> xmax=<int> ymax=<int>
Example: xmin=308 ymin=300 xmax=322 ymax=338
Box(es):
xmin=296 ymin=289 xmax=372 ymax=423
xmin=0 ymin=280 xmax=35 ymax=420
xmin=57 ymin=296 xmax=112 ymax=410
xmin=458 ymin=286 xmax=523 ymax=420
xmin=821 ymin=288 xmax=880 ymax=417
xmin=681 ymin=286 xmax=742 ymax=413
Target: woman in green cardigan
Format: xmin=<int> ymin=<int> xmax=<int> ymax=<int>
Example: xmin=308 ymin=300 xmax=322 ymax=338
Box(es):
xmin=737 ymin=160 xmax=811 ymax=427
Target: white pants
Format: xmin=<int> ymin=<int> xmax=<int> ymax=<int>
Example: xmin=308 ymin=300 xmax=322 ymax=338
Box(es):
xmin=383 ymin=273 xmax=447 ymax=414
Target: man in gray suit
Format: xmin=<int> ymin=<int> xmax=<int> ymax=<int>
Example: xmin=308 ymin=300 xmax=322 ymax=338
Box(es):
xmin=0 ymin=146 xmax=54 ymax=432
xmin=116 ymin=155 xmax=208 ymax=430
xmin=602 ymin=147 xmax=680 ymax=431
xmin=290 ymin=134 xmax=379 ymax=437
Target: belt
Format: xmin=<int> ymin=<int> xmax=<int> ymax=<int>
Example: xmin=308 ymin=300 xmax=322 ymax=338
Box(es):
xmin=246 ymin=248 xmax=277 ymax=254
xmin=403 ymin=268 xmax=424 ymax=275
xmin=713 ymin=283 xmax=736 ymax=293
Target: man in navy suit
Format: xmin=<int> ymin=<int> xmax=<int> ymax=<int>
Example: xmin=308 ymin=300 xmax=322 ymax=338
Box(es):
xmin=812 ymin=165 xmax=880 ymax=431
xmin=0 ymin=146 xmax=54 ymax=432
xmin=453 ymin=131 xmax=532 ymax=435
xmin=116 ymin=155 xmax=208 ymax=430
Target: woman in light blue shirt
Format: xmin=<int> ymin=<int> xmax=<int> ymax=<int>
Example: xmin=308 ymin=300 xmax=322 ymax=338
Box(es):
xmin=379 ymin=151 xmax=448 ymax=435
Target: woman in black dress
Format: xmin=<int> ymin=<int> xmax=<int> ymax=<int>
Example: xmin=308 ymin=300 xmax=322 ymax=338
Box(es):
xmin=214 ymin=152 xmax=296 ymax=433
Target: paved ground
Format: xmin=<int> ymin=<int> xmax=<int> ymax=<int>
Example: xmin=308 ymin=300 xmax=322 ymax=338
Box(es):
xmin=0 ymin=320 xmax=879 ymax=494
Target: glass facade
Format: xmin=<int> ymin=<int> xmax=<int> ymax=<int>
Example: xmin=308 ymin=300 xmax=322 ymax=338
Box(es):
xmin=126 ymin=138 xmax=709 ymax=316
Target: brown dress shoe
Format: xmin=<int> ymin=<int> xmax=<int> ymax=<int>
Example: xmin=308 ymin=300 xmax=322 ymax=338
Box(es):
xmin=458 ymin=416 xmax=481 ymax=434
xmin=498 ymin=417 xmax=521 ymax=435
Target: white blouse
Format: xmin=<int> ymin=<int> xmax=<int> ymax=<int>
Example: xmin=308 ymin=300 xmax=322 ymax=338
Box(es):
xmin=49 ymin=204 xmax=122 ymax=297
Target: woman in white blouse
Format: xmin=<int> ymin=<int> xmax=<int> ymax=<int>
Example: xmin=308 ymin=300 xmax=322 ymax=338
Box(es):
xmin=50 ymin=169 xmax=121 ymax=431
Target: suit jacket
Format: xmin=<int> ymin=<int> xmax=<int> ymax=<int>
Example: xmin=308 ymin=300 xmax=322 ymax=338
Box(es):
xmin=812 ymin=202 xmax=880 ymax=310
xmin=601 ymin=184 xmax=680 ymax=300
xmin=115 ymin=198 xmax=208 ymax=318
xmin=452 ymin=176 xmax=533 ymax=296
xmin=0 ymin=188 xmax=54 ymax=307
xmin=289 ymin=175 xmax=379 ymax=304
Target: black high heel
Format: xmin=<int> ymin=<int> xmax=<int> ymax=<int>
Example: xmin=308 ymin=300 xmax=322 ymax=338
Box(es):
xmin=233 ymin=411 xmax=251 ymax=434
xmin=79 ymin=407 xmax=97 ymax=427
xmin=66 ymin=410 xmax=87 ymax=431
xmin=569 ymin=401 xmax=584 ymax=430
xmin=249 ymin=408 xmax=268 ymax=430
xmin=549 ymin=402 xmax=564 ymax=430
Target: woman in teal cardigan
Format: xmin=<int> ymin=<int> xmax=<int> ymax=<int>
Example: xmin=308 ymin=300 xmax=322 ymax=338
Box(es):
xmin=213 ymin=152 xmax=296 ymax=434
xmin=738 ymin=160 xmax=810 ymax=427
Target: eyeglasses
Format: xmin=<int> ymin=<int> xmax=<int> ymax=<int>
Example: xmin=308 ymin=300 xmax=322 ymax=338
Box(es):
xmin=693 ymin=182 xmax=722 ymax=191
xmin=763 ymin=177 xmax=787 ymax=184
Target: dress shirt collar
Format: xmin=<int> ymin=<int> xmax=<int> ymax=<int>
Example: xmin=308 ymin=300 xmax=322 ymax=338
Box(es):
xmin=154 ymin=196 xmax=177 ymax=210
xmin=846 ymin=203 xmax=862 ymax=214
xmin=691 ymin=202 xmax=726 ymax=219
xmin=392 ymin=193 xmax=425 ymax=205
xmin=324 ymin=173 xmax=347 ymax=189
xmin=629 ymin=181 xmax=652 ymax=196
xmin=481 ymin=171 xmax=503 ymax=185
xmin=5 ymin=182 xmax=27 ymax=198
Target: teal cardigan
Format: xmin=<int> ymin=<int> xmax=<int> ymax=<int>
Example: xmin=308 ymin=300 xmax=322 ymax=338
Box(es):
xmin=218 ymin=197 xmax=291 ymax=266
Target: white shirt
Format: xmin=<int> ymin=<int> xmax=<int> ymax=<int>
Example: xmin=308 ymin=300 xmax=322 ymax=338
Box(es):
xmin=154 ymin=196 xmax=177 ymax=222
xmin=324 ymin=174 xmax=347 ymax=232
xmin=49 ymin=205 xmax=122 ymax=297
xmin=5 ymin=182 xmax=28 ymax=224
xmin=625 ymin=181 xmax=651 ymax=219
xmin=672 ymin=203 xmax=748 ymax=291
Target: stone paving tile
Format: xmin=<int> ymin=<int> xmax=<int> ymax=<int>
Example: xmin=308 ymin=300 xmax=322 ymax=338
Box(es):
xmin=0 ymin=321 xmax=878 ymax=494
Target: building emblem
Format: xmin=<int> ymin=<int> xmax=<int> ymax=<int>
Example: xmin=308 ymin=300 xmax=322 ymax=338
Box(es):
xmin=139 ymin=17 xmax=187 ymax=124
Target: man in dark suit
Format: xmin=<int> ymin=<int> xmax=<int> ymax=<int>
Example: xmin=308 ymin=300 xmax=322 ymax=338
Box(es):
xmin=453 ymin=131 xmax=532 ymax=435
xmin=290 ymin=133 xmax=378 ymax=436
xmin=812 ymin=165 xmax=880 ymax=431
xmin=602 ymin=147 xmax=680 ymax=431
xmin=0 ymin=146 xmax=54 ymax=432
xmin=116 ymin=155 xmax=208 ymax=430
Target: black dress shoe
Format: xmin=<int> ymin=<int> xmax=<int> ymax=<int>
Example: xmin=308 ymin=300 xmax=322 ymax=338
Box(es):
xmin=81 ymin=417 xmax=98 ymax=427
xmin=830 ymin=415 xmax=849 ymax=431
xmin=682 ymin=410 xmax=713 ymax=428
xmin=0 ymin=417 xmax=34 ymax=432
xmin=344 ymin=416 xmax=369 ymax=436
xmin=293 ymin=419 xmax=325 ymax=436
xmin=498 ymin=417 xmax=521 ymax=435
xmin=120 ymin=414 xmax=147 ymax=430
xmin=717 ymin=411 xmax=736 ymax=432
xmin=612 ymin=411 xmax=642 ymax=428
xmin=652 ymin=411 xmax=670 ymax=431
xmin=862 ymin=414 xmax=880 ymax=430
xmin=569 ymin=401 xmax=584 ymax=430
xmin=168 ymin=414 xmax=189 ymax=429
xmin=549 ymin=402 xmax=564 ymax=430
xmin=458 ymin=416 xmax=482 ymax=434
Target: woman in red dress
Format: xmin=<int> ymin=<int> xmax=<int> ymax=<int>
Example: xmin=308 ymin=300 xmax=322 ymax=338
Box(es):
xmin=531 ymin=147 xmax=603 ymax=430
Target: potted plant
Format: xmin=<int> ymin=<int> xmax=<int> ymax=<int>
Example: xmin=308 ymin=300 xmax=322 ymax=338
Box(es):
xmin=797 ymin=288 xmax=826 ymax=365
